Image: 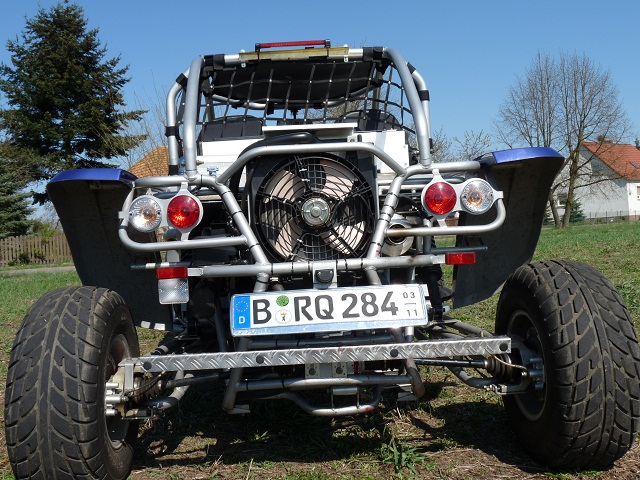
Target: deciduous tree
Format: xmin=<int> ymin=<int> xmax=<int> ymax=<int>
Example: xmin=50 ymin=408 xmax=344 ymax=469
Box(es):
xmin=495 ymin=51 xmax=631 ymax=227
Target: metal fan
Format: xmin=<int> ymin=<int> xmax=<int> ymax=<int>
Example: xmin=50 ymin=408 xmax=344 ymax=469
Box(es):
xmin=254 ymin=154 xmax=375 ymax=261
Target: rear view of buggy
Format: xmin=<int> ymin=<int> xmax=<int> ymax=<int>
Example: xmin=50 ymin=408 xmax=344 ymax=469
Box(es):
xmin=5 ymin=40 xmax=640 ymax=479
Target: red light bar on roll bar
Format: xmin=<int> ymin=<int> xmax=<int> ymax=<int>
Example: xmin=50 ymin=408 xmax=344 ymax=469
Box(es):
xmin=255 ymin=40 xmax=330 ymax=52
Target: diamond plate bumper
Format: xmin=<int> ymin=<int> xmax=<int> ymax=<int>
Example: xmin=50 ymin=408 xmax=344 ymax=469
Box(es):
xmin=133 ymin=336 xmax=511 ymax=373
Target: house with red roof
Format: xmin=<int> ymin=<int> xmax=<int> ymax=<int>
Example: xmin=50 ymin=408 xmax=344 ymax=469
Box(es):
xmin=568 ymin=142 xmax=640 ymax=220
xmin=128 ymin=146 xmax=169 ymax=178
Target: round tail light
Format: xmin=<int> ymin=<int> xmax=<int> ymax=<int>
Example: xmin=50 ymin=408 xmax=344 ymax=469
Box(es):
xmin=129 ymin=196 xmax=162 ymax=232
xmin=167 ymin=195 xmax=201 ymax=229
xmin=460 ymin=179 xmax=495 ymax=214
xmin=423 ymin=182 xmax=457 ymax=215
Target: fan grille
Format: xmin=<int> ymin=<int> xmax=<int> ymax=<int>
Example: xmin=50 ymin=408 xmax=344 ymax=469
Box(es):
xmin=254 ymin=154 xmax=375 ymax=261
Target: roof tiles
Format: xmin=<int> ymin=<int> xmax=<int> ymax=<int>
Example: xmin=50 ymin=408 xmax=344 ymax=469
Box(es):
xmin=583 ymin=142 xmax=640 ymax=181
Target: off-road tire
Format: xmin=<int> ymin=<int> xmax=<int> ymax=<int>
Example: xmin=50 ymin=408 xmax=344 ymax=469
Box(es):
xmin=5 ymin=286 xmax=140 ymax=479
xmin=496 ymin=260 xmax=640 ymax=469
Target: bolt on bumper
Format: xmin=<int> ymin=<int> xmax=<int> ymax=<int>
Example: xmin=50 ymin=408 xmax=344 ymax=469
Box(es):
xmin=127 ymin=336 xmax=511 ymax=373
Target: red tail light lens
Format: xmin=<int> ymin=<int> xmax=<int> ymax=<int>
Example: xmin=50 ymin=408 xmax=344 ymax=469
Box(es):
xmin=424 ymin=182 xmax=457 ymax=215
xmin=167 ymin=195 xmax=201 ymax=229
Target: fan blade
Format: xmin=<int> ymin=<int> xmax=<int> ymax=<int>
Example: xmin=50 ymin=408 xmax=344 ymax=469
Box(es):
xmin=259 ymin=204 xmax=301 ymax=259
xmin=263 ymin=169 xmax=305 ymax=201
xmin=273 ymin=218 xmax=303 ymax=258
xmin=319 ymin=160 xmax=356 ymax=198
xmin=321 ymin=221 xmax=366 ymax=255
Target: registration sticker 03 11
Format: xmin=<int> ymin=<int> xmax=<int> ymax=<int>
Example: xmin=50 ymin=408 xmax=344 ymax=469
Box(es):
xmin=230 ymin=284 xmax=428 ymax=336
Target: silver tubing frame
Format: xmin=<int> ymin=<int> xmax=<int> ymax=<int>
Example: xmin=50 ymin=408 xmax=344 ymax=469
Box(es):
xmin=183 ymin=57 xmax=204 ymax=180
xmin=118 ymin=45 xmax=512 ymax=415
xmin=165 ymin=71 xmax=186 ymax=171
xmin=384 ymin=48 xmax=431 ymax=166
xmin=166 ymin=47 xmax=434 ymax=179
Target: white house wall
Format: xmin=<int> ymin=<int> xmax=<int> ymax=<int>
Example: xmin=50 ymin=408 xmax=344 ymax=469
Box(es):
xmin=577 ymin=175 xmax=630 ymax=216
xmin=627 ymin=181 xmax=640 ymax=212
xmin=572 ymin=148 xmax=636 ymax=218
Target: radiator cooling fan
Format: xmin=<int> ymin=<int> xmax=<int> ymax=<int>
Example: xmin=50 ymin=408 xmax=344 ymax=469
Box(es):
xmin=253 ymin=154 xmax=376 ymax=261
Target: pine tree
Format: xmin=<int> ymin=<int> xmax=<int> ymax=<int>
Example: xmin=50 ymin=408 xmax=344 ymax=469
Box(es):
xmin=0 ymin=2 xmax=145 ymax=203
xmin=569 ymin=199 xmax=586 ymax=223
xmin=0 ymin=158 xmax=32 ymax=239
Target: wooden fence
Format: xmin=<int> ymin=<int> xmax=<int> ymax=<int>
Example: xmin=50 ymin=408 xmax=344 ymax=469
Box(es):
xmin=0 ymin=233 xmax=72 ymax=266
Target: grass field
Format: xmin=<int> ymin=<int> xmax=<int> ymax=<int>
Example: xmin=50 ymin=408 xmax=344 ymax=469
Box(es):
xmin=0 ymin=221 xmax=638 ymax=479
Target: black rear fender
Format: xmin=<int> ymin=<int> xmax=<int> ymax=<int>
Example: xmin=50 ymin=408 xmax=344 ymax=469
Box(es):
xmin=453 ymin=147 xmax=564 ymax=308
xmin=47 ymin=169 xmax=171 ymax=330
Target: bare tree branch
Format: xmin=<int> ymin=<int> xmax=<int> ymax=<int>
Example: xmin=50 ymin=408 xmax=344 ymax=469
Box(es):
xmin=494 ymin=50 xmax=632 ymax=227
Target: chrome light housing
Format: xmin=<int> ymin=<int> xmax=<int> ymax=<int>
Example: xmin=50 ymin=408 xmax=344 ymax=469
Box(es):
xmin=126 ymin=186 xmax=204 ymax=235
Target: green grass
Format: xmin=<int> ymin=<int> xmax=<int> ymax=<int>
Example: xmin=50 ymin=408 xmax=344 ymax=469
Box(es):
xmin=535 ymin=222 xmax=640 ymax=322
xmin=0 ymin=221 xmax=638 ymax=479
xmin=0 ymin=261 xmax=74 ymax=272
xmin=0 ymin=271 xmax=80 ymax=376
xmin=450 ymin=221 xmax=640 ymax=332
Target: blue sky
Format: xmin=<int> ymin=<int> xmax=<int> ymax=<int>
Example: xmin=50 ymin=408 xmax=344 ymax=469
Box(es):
xmin=1 ymin=0 xmax=639 ymax=150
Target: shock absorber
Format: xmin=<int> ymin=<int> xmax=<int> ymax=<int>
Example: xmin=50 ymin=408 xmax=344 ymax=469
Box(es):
xmin=484 ymin=354 xmax=519 ymax=382
xmin=128 ymin=375 xmax=168 ymax=405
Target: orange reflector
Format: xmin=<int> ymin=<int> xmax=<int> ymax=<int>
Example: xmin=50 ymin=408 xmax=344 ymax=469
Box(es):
xmin=445 ymin=252 xmax=476 ymax=265
xmin=156 ymin=267 xmax=188 ymax=279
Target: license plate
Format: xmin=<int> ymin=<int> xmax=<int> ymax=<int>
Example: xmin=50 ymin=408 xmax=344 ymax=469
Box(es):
xmin=231 ymin=284 xmax=427 ymax=336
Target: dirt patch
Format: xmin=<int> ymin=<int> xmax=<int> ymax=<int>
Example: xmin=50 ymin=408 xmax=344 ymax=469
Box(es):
xmin=125 ymin=368 xmax=640 ymax=480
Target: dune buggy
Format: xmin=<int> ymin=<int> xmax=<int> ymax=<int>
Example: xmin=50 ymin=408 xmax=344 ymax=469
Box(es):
xmin=5 ymin=40 xmax=640 ymax=479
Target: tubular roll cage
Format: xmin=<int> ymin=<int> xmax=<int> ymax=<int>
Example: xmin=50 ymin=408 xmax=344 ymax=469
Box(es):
xmin=115 ymin=45 xmax=514 ymax=415
xmin=118 ymin=46 xmax=507 ymax=289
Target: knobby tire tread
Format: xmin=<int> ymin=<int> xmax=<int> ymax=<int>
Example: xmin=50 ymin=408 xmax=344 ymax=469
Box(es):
xmin=4 ymin=286 xmax=133 ymax=479
xmin=499 ymin=260 xmax=640 ymax=468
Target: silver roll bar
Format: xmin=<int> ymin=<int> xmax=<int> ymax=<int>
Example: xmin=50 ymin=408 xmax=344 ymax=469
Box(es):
xmin=182 ymin=56 xmax=204 ymax=180
xmin=384 ymin=48 xmax=431 ymax=166
xmin=165 ymin=70 xmax=187 ymax=170
xmin=165 ymin=46 xmax=435 ymax=175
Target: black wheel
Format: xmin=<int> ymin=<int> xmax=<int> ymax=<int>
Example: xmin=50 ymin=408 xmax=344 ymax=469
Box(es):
xmin=496 ymin=260 xmax=640 ymax=469
xmin=5 ymin=286 xmax=140 ymax=479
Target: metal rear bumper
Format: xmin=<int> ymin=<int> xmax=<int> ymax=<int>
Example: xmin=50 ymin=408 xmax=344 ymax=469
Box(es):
xmin=132 ymin=336 xmax=511 ymax=373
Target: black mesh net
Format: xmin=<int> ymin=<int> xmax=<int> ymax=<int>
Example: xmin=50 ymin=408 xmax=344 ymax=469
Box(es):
xmin=197 ymin=57 xmax=415 ymax=137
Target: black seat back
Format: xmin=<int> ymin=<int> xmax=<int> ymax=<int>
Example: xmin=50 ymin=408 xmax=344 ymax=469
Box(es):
xmin=341 ymin=109 xmax=400 ymax=131
xmin=200 ymin=116 xmax=263 ymax=141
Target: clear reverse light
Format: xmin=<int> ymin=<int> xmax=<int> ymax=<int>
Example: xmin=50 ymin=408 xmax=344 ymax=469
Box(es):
xmin=129 ymin=196 xmax=162 ymax=232
xmin=460 ymin=180 xmax=494 ymax=214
